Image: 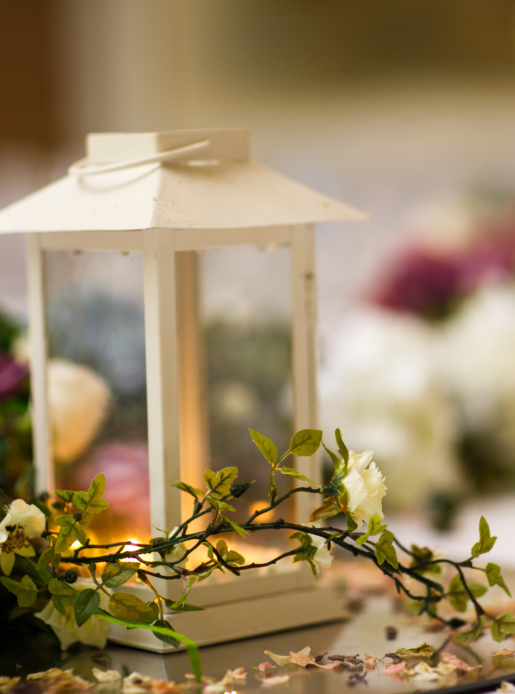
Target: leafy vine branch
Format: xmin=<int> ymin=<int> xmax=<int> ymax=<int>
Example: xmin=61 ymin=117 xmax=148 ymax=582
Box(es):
xmin=0 ymin=427 xmax=512 ymax=682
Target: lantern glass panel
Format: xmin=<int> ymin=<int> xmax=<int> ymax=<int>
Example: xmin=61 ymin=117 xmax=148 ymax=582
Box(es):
xmin=44 ymin=249 xmax=150 ymax=545
xmin=177 ymin=244 xmax=294 ymax=557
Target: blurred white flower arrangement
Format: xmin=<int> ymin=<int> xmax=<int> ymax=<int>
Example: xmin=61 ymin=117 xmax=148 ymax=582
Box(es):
xmin=320 ymin=190 xmax=515 ymax=519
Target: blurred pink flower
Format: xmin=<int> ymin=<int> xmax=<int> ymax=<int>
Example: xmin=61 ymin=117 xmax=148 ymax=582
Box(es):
xmin=0 ymin=355 xmax=29 ymax=400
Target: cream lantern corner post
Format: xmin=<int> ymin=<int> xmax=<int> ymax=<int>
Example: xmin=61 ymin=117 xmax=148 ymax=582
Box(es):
xmin=0 ymin=129 xmax=368 ymax=652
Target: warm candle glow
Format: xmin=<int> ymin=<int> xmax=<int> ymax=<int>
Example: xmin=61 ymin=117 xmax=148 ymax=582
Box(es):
xmin=248 ymin=500 xmax=275 ymax=522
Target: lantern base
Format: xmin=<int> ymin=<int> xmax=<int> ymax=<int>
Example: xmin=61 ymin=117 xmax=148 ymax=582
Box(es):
xmin=107 ymin=581 xmax=346 ymax=653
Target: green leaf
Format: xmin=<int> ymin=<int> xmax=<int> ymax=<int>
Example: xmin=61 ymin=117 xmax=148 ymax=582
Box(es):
xmin=471 ymin=516 xmax=497 ymax=558
xmin=322 ymin=443 xmax=342 ymax=473
xmin=0 ymin=575 xmax=37 ymax=608
xmin=170 ymin=481 xmax=202 ymax=499
xmin=74 ymin=588 xmax=100 ymax=627
xmin=346 ymin=514 xmax=358 ymax=532
xmin=225 ymin=550 xmax=245 ymax=566
xmin=204 ymin=467 xmax=238 ymax=499
xmin=48 ymin=578 xmax=77 ymax=607
xmin=95 ymin=609 xmax=202 ymax=682
xmin=102 ymin=563 xmax=139 ymax=588
xmin=72 ymin=491 xmax=90 ymax=511
xmin=87 ymin=473 xmax=106 ymax=503
xmin=221 ymin=515 xmax=248 ymax=537
xmin=374 ymin=530 xmax=399 ymax=569
xmin=152 ymin=619 xmax=180 ymax=648
xmin=54 ymin=490 xmax=74 ymax=503
xmin=109 ymin=592 xmax=159 ymax=624
xmin=215 ymin=540 xmax=228 ymax=558
xmin=355 ymin=514 xmax=386 ymax=546
xmin=204 ymin=497 xmax=235 ymax=513
xmin=165 ymin=602 xmax=204 ymax=613
xmin=54 ymin=515 xmax=80 ymax=553
xmin=335 ymin=428 xmax=349 ymax=465
xmin=249 ymin=429 xmax=278 ymax=465
xmin=166 ymin=577 xmax=197 ymax=610
xmin=452 ymin=616 xmax=487 ymax=645
xmin=279 ymin=467 xmax=317 ymax=485
xmin=289 ymin=429 xmax=323 ymax=457
xmin=447 ymin=575 xmax=487 ymax=613
xmin=492 ymin=611 xmax=515 ymax=642
xmin=36 ymin=568 xmax=53 ymax=586
xmin=409 ymin=545 xmax=442 ymax=575
xmin=485 ymin=563 xmax=512 ymax=597
xmin=51 ymin=595 xmax=67 ymax=615
xmin=37 ymin=546 xmax=55 ymax=571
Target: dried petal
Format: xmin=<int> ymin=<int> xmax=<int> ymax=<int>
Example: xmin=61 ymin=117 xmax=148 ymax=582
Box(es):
xmin=93 ymin=669 xmax=122 ymax=683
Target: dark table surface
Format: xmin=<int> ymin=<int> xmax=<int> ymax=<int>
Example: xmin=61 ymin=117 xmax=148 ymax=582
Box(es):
xmin=52 ymin=595 xmax=515 ymax=694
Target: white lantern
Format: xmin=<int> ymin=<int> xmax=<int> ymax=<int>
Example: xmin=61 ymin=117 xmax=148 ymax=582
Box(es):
xmin=0 ymin=130 xmax=367 ymax=651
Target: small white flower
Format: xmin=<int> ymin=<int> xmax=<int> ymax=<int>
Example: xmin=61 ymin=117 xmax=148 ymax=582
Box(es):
xmin=343 ymin=451 xmax=387 ymax=530
xmin=35 ymin=578 xmax=111 ymax=650
xmin=165 ymin=527 xmax=187 ymax=567
xmin=0 ymin=499 xmax=46 ymax=575
xmin=0 ymin=499 xmax=45 ymax=542
xmin=309 ymin=533 xmax=333 ymax=572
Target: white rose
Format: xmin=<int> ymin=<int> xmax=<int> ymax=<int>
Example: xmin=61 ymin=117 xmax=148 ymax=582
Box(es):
xmin=343 ymin=451 xmax=386 ymax=530
xmin=0 ymin=499 xmax=45 ymax=543
xmin=35 ymin=578 xmax=111 ymax=650
xmin=48 ymin=359 xmax=111 ymax=464
xmin=309 ymin=533 xmax=333 ymax=573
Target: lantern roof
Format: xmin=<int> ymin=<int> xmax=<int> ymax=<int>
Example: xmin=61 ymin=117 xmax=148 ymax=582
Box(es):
xmin=0 ymin=129 xmax=368 ymax=234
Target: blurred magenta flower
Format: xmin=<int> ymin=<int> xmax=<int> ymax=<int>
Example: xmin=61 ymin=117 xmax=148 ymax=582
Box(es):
xmin=373 ymin=249 xmax=461 ymax=320
xmin=0 ymin=355 xmax=29 ymax=401
xmin=458 ymin=227 xmax=515 ymax=291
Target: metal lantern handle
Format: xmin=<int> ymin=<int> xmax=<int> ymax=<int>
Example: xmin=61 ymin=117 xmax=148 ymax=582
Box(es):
xmin=68 ymin=139 xmax=210 ymax=177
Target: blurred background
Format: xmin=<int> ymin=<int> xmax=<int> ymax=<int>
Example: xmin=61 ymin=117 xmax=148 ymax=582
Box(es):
xmin=3 ymin=0 xmax=515 ymax=561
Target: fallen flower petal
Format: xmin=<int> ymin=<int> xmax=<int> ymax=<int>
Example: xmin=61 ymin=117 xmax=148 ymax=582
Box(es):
xmin=93 ymin=669 xmax=122 ymax=683
xmin=319 ymin=662 xmax=342 ymax=670
xmin=497 ymin=683 xmax=515 ymax=693
xmin=264 ymin=651 xmax=291 ymax=667
xmin=440 ymin=653 xmax=472 ymax=672
xmin=264 ymin=647 xmax=315 ymax=668
xmin=254 ymin=662 xmax=277 ymax=673
xmin=289 ymin=648 xmax=317 ymax=667
xmin=261 ymin=675 xmax=290 ymax=687
xmin=385 ymin=663 xmax=406 ymax=678
xmin=395 ymin=643 xmax=433 ymax=659
xmin=364 ymin=654 xmax=377 ymax=670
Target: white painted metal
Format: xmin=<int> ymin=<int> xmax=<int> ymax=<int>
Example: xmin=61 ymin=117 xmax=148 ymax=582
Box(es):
xmin=291 ymin=224 xmax=321 ymax=522
xmin=0 ymin=130 xmax=368 ymax=235
xmin=143 ymin=229 xmax=183 ymax=533
xmin=69 ymin=140 xmax=210 ymax=177
xmin=86 ymin=129 xmax=250 ymax=164
xmin=40 ymin=231 xmax=143 ymax=252
xmin=26 ymin=234 xmax=53 ymax=494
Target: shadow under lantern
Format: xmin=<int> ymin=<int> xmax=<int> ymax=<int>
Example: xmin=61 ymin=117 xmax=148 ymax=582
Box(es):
xmin=0 ymin=129 xmax=367 ymax=650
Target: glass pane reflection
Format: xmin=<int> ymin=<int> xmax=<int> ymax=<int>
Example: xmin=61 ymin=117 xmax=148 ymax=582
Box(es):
xmin=44 ymin=250 xmax=149 ymax=544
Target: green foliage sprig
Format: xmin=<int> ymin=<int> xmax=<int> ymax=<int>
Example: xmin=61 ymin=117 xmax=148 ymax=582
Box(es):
xmin=0 ymin=428 xmax=511 ymax=681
